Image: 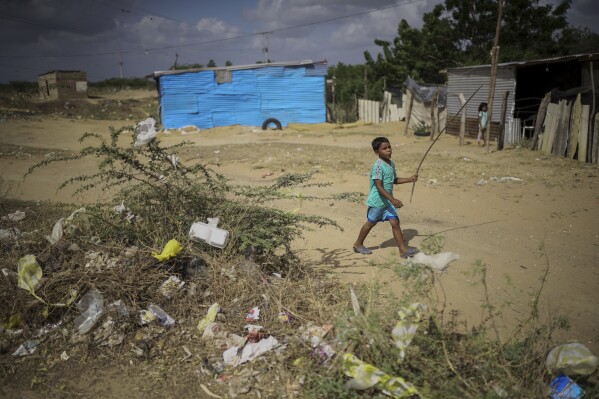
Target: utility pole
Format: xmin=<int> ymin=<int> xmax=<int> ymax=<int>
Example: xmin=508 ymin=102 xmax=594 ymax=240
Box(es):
xmin=119 ymin=52 xmax=124 ymax=90
xmin=486 ymin=0 xmax=504 ymax=153
xmin=332 ymin=74 xmax=336 ymax=123
xmin=262 ymin=32 xmax=270 ymax=63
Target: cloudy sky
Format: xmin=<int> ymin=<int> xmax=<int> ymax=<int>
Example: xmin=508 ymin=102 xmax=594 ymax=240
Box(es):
xmin=0 ymin=0 xmax=597 ymax=83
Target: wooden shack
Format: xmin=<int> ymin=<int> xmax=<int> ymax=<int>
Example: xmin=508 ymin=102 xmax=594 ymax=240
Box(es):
xmin=38 ymin=70 xmax=88 ymax=101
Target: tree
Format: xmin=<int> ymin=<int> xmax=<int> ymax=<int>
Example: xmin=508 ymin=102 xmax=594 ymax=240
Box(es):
xmin=364 ymin=4 xmax=458 ymax=86
xmin=364 ymin=0 xmax=577 ymax=87
xmin=207 ymin=59 xmax=217 ymax=67
xmin=225 ymin=60 xmax=233 ymax=66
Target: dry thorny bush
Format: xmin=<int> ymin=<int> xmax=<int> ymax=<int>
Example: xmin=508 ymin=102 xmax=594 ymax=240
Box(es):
xmin=1 ymin=125 xmax=597 ymax=398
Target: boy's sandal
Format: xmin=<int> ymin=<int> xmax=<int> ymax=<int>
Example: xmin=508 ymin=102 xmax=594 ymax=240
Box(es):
xmin=353 ymin=246 xmax=373 ymax=255
xmin=401 ymin=247 xmax=420 ymax=259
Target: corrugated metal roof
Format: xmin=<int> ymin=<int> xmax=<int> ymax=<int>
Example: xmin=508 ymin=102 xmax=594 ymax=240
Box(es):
xmin=447 ymin=52 xmax=599 ymax=72
xmin=153 ymin=60 xmax=327 ymax=78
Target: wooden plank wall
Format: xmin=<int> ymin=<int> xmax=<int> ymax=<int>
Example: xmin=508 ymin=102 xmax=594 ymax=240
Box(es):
xmin=534 ymin=93 xmax=598 ymax=163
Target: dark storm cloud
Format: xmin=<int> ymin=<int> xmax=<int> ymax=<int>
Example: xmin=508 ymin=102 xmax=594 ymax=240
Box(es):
xmin=0 ymin=0 xmax=139 ymax=44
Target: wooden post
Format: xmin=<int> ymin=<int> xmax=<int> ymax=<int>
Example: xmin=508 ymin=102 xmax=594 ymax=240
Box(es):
xmin=593 ymin=114 xmax=599 ymax=163
xmin=403 ymin=90 xmax=414 ymax=136
xmin=590 ymin=60 xmax=597 ymax=163
xmin=497 ymin=91 xmax=509 ymax=150
xmin=363 ymin=67 xmax=368 ymax=100
xmin=458 ymin=93 xmax=466 ymax=146
xmin=579 ymin=105 xmax=590 ymax=162
xmin=530 ymin=91 xmax=551 ymax=150
xmin=430 ymin=89 xmax=438 ymax=141
xmin=567 ymin=94 xmax=582 ymax=159
xmin=332 ymin=74 xmax=336 ymax=123
xmin=485 ymin=0 xmax=504 ymax=153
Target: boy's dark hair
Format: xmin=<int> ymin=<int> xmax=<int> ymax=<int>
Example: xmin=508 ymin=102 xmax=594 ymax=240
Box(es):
xmin=478 ymin=102 xmax=488 ymax=112
xmin=371 ymin=136 xmax=390 ymax=151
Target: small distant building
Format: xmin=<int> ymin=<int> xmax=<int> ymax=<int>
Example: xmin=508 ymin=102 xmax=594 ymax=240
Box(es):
xmin=38 ymin=70 xmax=88 ymax=101
xmin=153 ymin=60 xmax=327 ymax=129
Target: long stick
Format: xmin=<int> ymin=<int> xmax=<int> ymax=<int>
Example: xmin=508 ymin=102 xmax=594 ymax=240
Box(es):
xmin=409 ymin=83 xmax=485 ymax=203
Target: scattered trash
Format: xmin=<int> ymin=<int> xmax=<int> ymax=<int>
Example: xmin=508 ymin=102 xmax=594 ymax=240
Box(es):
xmin=169 ymin=154 xmax=179 ymax=169
xmin=546 ymin=343 xmax=598 ymax=376
xmin=392 ymin=303 xmax=427 ymax=361
xmin=277 ymin=311 xmax=292 ymax=323
xmin=349 ymin=285 xmax=362 ymax=316
xmin=549 ymin=374 xmax=584 ymax=399
xmin=160 ymin=275 xmax=185 ymax=299
xmin=114 ymin=202 xmax=127 ymax=214
xmin=500 ymin=176 xmax=523 ymax=182
xmin=197 ymin=303 xmax=220 ymax=333
xmin=299 ymin=323 xmax=333 ymax=347
xmin=0 ymin=227 xmax=21 ymax=241
xmin=490 ymin=176 xmax=523 ymax=182
xmin=476 ymin=178 xmax=487 ymax=186
xmin=134 ymin=117 xmax=157 ymax=147
xmin=202 ymin=322 xmax=224 ymax=339
xmin=152 ymin=239 xmax=183 ymax=261
xmin=245 ymin=306 xmax=260 ymax=322
xmin=108 ymin=300 xmax=130 ymax=318
xmin=17 ymin=255 xmax=42 ymax=296
xmin=146 ymin=304 xmax=175 ymax=327
xmin=261 ymin=171 xmax=274 ymax=178
xmin=427 ymin=178 xmax=438 ymax=186
xmin=342 ymin=353 xmax=420 ymax=398
xmin=113 ymin=203 xmax=135 ymax=222
xmin=462 ymin=157 xmax=471 ymax=161
xmin=224 ymin=336 xmax=280 ymax=366
xmin=46 ymin=207 xmax=86 ymax=245
xmin=408 ymin=252 xmax=460 ymax=272
xmin=60 ymin=351 xmax=70 ymax=361
xmin=12 ymin=340 xmax=39 ymax=357
xmin=73 ymin=288 xmax=104 ymax=334
xmin=189 ymin=218 xmax=229 ymax=249
xmin=2 ymin=210 xmax=26 ymax=221
xmin=311 ymin=343 xmax=336 ymax=364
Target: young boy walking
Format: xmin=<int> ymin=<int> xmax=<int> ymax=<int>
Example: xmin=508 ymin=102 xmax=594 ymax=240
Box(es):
xmin=353 ymin=137 xmax=419 ymax=259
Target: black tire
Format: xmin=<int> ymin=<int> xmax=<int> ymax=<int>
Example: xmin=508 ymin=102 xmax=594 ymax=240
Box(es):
xmin=414 ymin=131 xmax=431 ymax=137
xmin=261 ymin=118 xmax=282 ymax=130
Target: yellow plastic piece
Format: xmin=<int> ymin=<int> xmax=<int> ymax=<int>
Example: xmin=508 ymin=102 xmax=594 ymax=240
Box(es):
xmin=17 ymin=255 xmax=42 ymax=295
xmin=342 ymin=353 xmax=420 ymax=398
xmin=152 ymin=239 xmax=183 ymax=261
xmin=197 ymin=303 xmax=220 ymax=333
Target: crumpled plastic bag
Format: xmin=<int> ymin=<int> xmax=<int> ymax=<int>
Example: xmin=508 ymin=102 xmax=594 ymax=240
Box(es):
xmin=342 ymin=353 xmax=420 ymax=398
xmin=134 ymin=117 xmax=157 ymax=147
xmin=46 ymin=207 xmax=86 ymax=245
xmin=73 ymin=289 xmax=104 ymax=334
xmin=197 ymin=303 xmax=220 ymax=333
xmin=224 ymin=336 xmax=280 ymax=366
xmin=392 ymin=303 xmax=427 ymax=361
xmin=2 ymin=210 xmax=26 ymax=221
xmin=546 ymin=343 xmax=598 ymax=376
xmin=152 ymin=239 xmax=182 ymax=261
xmin=409 ymin=252 xmax=459 ymax=272
xmin=17 ymin=255 xmax=42 ymax=295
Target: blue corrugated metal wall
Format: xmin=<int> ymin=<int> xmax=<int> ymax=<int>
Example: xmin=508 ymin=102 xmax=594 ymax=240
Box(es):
xmin=158 ymin=64 xmax=326 ymax=129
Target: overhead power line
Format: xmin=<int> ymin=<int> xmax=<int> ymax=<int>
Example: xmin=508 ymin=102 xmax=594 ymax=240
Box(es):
xmin=0 ymin=14 xmax=93 ymax=36
xmin=0 ymin=0 xmax=426 ymax=59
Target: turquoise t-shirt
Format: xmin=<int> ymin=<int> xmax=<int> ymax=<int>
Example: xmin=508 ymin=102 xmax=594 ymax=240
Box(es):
xmin=366 ymin=158 xmax=396 ymax=208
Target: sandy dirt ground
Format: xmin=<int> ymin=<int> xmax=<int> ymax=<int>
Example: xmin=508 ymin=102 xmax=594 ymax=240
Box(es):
xmin=1 ymin=90 xmax=598 ymax=379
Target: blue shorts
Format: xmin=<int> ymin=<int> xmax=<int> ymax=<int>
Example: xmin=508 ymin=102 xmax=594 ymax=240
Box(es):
xmin=367 ymin=206 xmax=399 ymax=223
